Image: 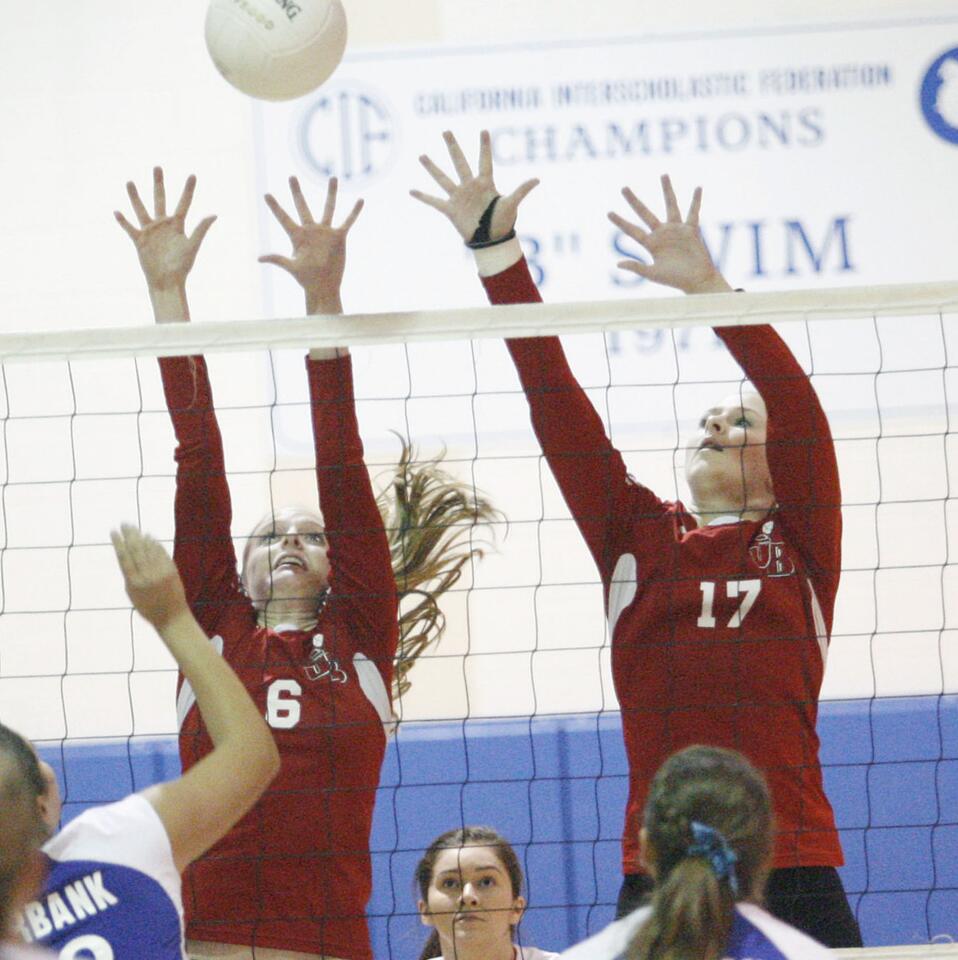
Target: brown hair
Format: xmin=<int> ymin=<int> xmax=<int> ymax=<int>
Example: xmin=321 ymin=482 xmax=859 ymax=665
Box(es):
xmin=378 ymin=439 xmax=501 ymax=701
xmin=0 ymin=725 xmax=47 ymax=932
xmin=241 ymin=438 xmax=502 ymax=703
xmin=415 ymin=825 xmax=523 ymax=960
xmin=626 ymin=745 xmax=773 ymax=960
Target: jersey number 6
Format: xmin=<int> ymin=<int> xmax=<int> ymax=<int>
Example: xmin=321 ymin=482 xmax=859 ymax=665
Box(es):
xmin=266 ymin=679 xmax=302 ymax=729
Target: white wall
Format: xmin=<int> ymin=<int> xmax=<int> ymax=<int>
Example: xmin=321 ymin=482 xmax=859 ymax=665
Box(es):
xmin=1 ymin=2 xmax=957 ymax=739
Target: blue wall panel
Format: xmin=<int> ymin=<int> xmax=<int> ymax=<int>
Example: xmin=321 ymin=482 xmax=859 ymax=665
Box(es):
xmin=37 ymin=695 xmax=958 ymax=955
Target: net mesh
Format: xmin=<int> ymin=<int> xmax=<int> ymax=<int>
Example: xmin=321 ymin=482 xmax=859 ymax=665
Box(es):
xmin=1 ymin=283 xmax=957 ymax=951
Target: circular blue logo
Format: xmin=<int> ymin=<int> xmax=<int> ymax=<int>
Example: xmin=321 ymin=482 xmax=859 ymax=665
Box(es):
xmin=296 ymin=81 xmax=398 ymax=186
xmin=920 ymin=46 xmax=958 ymax=144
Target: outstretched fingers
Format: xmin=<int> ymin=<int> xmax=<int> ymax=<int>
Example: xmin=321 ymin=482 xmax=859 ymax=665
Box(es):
xmin=660 ymin=174 xmax=681 ymax=223
xmin=264 ymin=192 xmax=299 ymax=235
xmin=418 ymin=153 xmax=457 ymax=195
xmin=338 ymin=197 xmax=364 ymax=232
xmin=409 ymin=188 xmax=449 ymax=214
xmin=189 ymin=215 xmax=217 ymax=247
xmin=621 ymin=187 xmax=661 ymax=231
xmin=616 ymin=259 xmax=655 ymax=279
xmin=114 ymin=210 xmax=140 ymax=240
xmin=257 ymin=253 xmax=297 ymax=275
xmin=153 ymin=167 xmax=168 ymax=219
xmin=126 ymin=181 xmax=151 ymax=227
xmin=504 ymin=177 xmax=540 ymax=209
xmin=111 ymin=524 xmax=145 ymax=583
xmin=477 ymin=130 xmax=493 ymax=178
xmin=172 ymin=174 xmax=198 ymax=225
xmin=443 ymin=130 xmax=473 ymax=182
xmin=110 ymin=527 xmax=131 ymax=576
xmin=318 ymin=176 xmax=336 ymax=225
xmin=290 ymin=176 xmax=315 ymax=225
xmin=608 ymin=210 xmax=650 ymax=248
xmin=686 ymin=186 xmax=703 ymax=226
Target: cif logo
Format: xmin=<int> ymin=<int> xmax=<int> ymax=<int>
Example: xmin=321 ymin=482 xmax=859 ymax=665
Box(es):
xmin=297 ymin=82 xmax=397 ymax=184
xmin=920 ymin=46 xmax=958 ymax=144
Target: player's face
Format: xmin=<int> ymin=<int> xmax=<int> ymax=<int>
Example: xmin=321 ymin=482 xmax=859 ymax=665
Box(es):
xmin=684 ymin=391 xmax=774 ymax=512
xmin=418 ymin=845 xmax=524 ymax=957
xmin=242 ymin=508 xmax=331 ymax=607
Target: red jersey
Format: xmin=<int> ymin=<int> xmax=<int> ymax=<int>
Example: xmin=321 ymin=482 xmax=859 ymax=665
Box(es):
xmin=160 ymin=353 xmax=397 ymax=960
xmin=482 ymin=256 xmax=843 ymax=873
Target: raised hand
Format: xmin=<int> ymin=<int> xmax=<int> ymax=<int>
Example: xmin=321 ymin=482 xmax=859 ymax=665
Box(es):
xmin=260 ymin=176 xmax=362 ymax=315
xmin=115 ymin=168 xmax=216 ymax=296
xmin=411 ymin=129 xmax=539 ymax=243
xmin=608 ymin=175 xmax=732 ymax=294
xmin=111 ymin=524 xmax=188 ymax=632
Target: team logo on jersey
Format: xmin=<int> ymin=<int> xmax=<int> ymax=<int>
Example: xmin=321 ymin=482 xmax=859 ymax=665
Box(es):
xmin=305 ymin=634 xmax=347 ymax=683
xmin=749 ymin=520 xmax=795 ymax=577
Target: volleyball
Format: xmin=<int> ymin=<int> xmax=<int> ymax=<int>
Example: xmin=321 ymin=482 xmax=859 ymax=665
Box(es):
xmin=204 ymin=0 xmax=348 ymax=101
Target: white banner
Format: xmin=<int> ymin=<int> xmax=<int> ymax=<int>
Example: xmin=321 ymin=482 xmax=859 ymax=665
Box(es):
xmin=247 ymin=22 xmax=958 ymax=710
xmin=256 ymin=19 xmax=958 ymax=303
xmin=252 ymin=20 xmax=958 ymax=445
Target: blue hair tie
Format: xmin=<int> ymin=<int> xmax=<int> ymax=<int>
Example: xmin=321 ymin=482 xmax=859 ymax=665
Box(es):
xmin=687 ymin=821 xmax=739 ymax=896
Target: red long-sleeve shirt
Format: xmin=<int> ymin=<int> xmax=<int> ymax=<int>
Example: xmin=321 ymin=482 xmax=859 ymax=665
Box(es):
xmin=483 ymin=256 xmax=843 ymax=872
xmin=160 ymin=353 xmax=397 ymax=960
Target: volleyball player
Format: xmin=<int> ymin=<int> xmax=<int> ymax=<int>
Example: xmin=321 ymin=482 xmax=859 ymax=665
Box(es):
xmin=560 ymin=746 xmax=834 ymax=960
xmin=115 ymin=167 xmax=396 ymax=960
xmin=6 ymin=525 xmax=279 ymax=959
xmin=416 ymin=826 xmax=558 ymax=960
xmin=117 ymin=169 xmax=499 ymax=960
xmin=413 ymin=131 xmax=862 ymax=947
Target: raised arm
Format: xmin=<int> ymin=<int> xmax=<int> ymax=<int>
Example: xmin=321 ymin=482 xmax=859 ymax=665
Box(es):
xmin=719 ymin=325 xmax=841 ymax=595
xmin=261 ymin=178 xmax=398 ymax=677
xmin=116 ymin=169 xmax=240 ymax=631
xmin=111 ymin=525 xmax=279 ymax=875
xmin=412 ymin=131 xmax=652 ymax=579
xmin=611 ymin=176 xmax=841 ymax=591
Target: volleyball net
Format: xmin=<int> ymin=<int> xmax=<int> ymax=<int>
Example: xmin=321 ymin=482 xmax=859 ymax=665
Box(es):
xmin=1 ymin=281 xmax=957 ymax=953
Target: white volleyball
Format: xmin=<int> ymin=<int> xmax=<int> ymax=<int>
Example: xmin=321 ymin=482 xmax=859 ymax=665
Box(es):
xmin=205 ymin=0 xmax=347 ymax=102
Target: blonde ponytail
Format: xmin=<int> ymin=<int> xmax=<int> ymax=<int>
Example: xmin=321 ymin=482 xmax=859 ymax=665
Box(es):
xmin=378 ymin=438 xmax=503 ymax=700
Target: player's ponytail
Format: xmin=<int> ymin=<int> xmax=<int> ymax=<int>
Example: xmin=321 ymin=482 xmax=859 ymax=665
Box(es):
xmin=626 ymin=745 xmax=773 ymax=960
xmin=378 ymin=437 xmax=503 ymax=701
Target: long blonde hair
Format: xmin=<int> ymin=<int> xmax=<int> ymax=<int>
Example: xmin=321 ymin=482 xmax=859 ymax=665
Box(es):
xmin=378 ymin=438 xmax=502 ymax=701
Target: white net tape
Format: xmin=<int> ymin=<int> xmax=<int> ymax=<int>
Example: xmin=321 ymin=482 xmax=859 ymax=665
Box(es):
xmin=2 ymin=281 xmax=956 ymax=949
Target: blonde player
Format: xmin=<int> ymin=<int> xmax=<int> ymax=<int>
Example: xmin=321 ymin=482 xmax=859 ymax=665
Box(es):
xmin=117 ymin=169 xmax=397 ymax=960
xmin=117 ymin=169 xmax=500 ymax=960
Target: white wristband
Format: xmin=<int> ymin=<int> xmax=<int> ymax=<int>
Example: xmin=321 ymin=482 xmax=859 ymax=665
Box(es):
xmin=472 ymin=236 xmax=524 ymax=278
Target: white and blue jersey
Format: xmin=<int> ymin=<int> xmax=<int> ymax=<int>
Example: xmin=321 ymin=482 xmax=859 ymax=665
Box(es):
xmin=560 ymin=902 xmax=832 ymax=960
xmin=18 ymin=794 xmax=184 ymax=960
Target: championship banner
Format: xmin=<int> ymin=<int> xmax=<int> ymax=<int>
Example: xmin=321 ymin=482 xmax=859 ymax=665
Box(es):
xmin=255 ymin=18 xmax=958 ymax=306
xmin=249 ymin=21 xmax=958 ymax=707
xmin=252 ymin=18 xmax=958 ymax=444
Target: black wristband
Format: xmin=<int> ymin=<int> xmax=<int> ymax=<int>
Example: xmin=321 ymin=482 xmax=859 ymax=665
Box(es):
xmin=466 ymin=196 xmax=517 ymax=249
xmin=467 ymin=229 xmax=516 ymax=250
